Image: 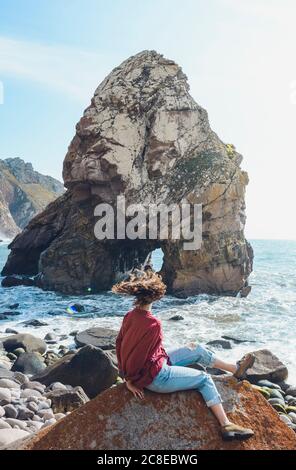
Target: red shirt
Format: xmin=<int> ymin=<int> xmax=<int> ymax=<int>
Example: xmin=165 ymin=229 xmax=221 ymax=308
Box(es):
xmin=116 ymin=307 xmax=171 ymax=389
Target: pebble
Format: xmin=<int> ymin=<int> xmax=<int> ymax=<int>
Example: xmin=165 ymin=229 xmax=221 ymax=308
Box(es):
xmin=50 ymin=382 xmax=68 ymax=391
xmin=54 ymin=413 xmax=66 ymax=421
xmin=42 ymin=418 xmax=56 ymax=428
xmin=285 ymin=395 xmax=296 ymax=405
xmin=268 ymin=397 xmax=285 ymax=405
xmin=288 ymin=412 xmax=296 ymax=424
xmin=27 ymin=401 xmax=39 ymax=413
xmin=0 ymin=378 xmax=20 ymax=389
xmin=0 ymin=428 xmax=30 ymax=446
xmin=279 ymin=414 xmax=292 ymax=426
xmin=0 ymin=418 xmax=11 ymax=429
xmin=7 ymin=353 xmax=17 ymax=361
xmin=3 ymin=404 xmax=18 ymax=419
xmin=13 ymin=372 xmax=29 ymax=386
xmin=44 ymin=333 xmax=56 ymax=341
xmin=26 ymin=421 xmax=43 ymax=432
xmin=38 ymin=400 xmax=51 ymax=410
xmin=38 ymin=409 xmax=54 ymax=420
xmin=286 ymin=386 xmax=296 ymax=397
xmin=0 ymin=360 xmax=11 ymax=370
xmin=257 ymin=380 xmax=282 ymax=390
xmin=0 ymin=406 xmax=5 ymax=418
xmin=5 ymin=418 xmax=28 ymax=430
xmin=267 ymin=388 xmax=284 ymax=399
xmin=20 ymin=388 xmax=42 ymax=399
xmin=32 ymin=415 xmax=43 ymax=422
xmin=13 ymin=348 xmax=26 ymax=357
xmin=4 ymin=328 xmax=19 ymax=334
xmin=17 ymin=406 xmax=34 ymax=420
xmin=23 ymin=381 xmax=46 ymax=394
xmin=0 ymin=387 xmax=11 ymax=404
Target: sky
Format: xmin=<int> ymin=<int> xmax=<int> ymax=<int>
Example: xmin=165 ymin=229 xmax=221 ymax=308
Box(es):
xmin=0 ymin=0 xmax=296 ymax=240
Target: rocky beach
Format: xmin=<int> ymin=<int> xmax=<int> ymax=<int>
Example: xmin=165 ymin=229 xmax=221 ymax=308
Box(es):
xmin=0 ymin=50 xmax=296 ymax=450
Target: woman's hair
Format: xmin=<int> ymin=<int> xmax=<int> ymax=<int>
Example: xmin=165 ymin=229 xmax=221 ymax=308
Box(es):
xmin=112 ymin=270 xmax=166 ymax=307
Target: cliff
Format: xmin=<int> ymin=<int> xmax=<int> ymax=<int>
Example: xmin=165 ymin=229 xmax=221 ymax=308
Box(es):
xmin=18 ymin=378 xmax=296 ymax=450
xmin=0 ymin=158 xmax=64 ymax=239
xmin=2 ymin=51 xmax=253 ymax=295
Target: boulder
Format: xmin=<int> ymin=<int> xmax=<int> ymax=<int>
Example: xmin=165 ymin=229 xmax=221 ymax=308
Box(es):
xmin=19 ymin=378 xmax=296 ymax=450
xmin=46 ymin=386 xmax=89 ymax=413
xmin=22 ymin=319 xmax=48 ymax=327
xmin=74 ymin=328 xmax=118 ymax=350
xmin=1 ymin=276 xmax=35 ymax=288
xmin=33 ymin=345 xmax=118 ymax=398
xmin=245 ymin=350 xmax=288 ymax=384
xmin=1 ymin=334 xmax=47 ymax=354
xmin=11 ymin=352 xmax=46 ymax=375
xmin=2 ymin=51 xmax=252 ymax=297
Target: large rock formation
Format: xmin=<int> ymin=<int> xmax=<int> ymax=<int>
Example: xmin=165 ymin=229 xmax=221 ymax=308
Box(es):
xmin=2 ymin=51 xmax=253 ymax=296
xmin=16 ymin=378 xmax=296 ymax=450
xmin=0 ymin=158 xmax=64 ymax=239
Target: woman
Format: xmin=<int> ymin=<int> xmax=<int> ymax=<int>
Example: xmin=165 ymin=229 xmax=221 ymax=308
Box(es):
xmin=113 ymin=271 xmax=255 ymax=441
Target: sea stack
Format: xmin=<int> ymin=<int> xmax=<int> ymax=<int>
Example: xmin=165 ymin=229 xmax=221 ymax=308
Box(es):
xmin=2 ymin=50 xmax=253 ymax=296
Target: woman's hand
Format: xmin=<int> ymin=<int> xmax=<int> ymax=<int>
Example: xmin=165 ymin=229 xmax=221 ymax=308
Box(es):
xmin=125 ymin=380 xmax=144 ymax=400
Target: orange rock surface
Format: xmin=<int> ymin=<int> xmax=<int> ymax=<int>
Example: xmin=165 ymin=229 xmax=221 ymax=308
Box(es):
xmin=22 ymin=377 xmax=296 ymax=450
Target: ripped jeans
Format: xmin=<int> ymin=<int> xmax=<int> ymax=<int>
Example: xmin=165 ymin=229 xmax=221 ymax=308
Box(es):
xmin=146 ymin=343 xmax=222 ymax=407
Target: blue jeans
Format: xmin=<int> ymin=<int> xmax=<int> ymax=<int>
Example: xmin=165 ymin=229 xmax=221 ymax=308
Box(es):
xmin=146 ymin=343 xmax=222 ymax=407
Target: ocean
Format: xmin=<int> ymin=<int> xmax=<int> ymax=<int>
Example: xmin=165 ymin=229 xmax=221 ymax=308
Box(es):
xmin=0 ymin=239 xmax=295 ymax=383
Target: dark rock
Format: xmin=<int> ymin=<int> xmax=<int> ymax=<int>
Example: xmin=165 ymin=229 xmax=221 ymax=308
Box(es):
xmin=3 ymin=404 xmax=18 ymax=419
xmin=11 ymin=353 xmax=46 ymax=375
xmin=277 ymin=381 xmax=291 ymax=392
xmin=22 ymin=319 xmax=48 ymax=327
xmin=257 ymin=380 xmax=282 ymax=390
xmin=239 ymin=286 xmax=252 ymax=297
xmin=12 ymin=348 xmax=25 ymax=357
xmin=74 ymin=328 xmax=118 ymax=350
xmin=8 ymin=304 xmax=19 ymax=310
xmin=245 ymin=349 xmax=288 ymax=384
xmin=206 ymin=340 xmax=232 ymax=350
xmin=17 ymin=406 xmax=34 ymax=420
xmin=221 ymin=335 xmax=256 ymax=344
xmin=7 ymin=353 xmax=17 ymax=361
xmin=169 ymin=315 xmax=184 ymax=321
xmin=5 ymin=329 xmax=19 ymax=335
xmin=286 ymin=386 xmax=296 ymax=397
xmin=33 ymin=345 xmax=118 ymax=398
xmin=46 ymin=386 xmax=89 ymax=413
xmin=12 ymin=372 xmax=29 ymax=386
xmin=1 ymin=311 xmax=21 ymax=316
xmin=44 ymin=333 xmax=56 ymax=342
xmin=1 ymin=334 xmax=47 ymax=354
xmin=69 ymin=331 xmax=78 ymax=337
xmin=1 ymin=276 xmax=35 ymax=288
